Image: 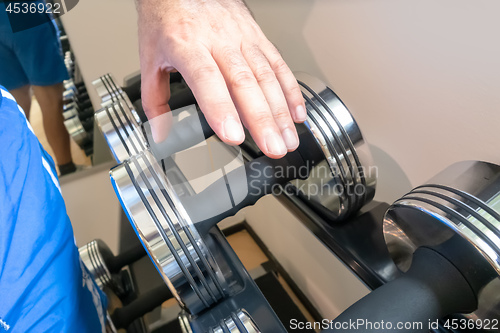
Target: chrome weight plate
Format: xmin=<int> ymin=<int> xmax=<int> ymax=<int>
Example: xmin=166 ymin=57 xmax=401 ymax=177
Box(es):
xmin=92 ymin=73 xmax=140 ymax=123
xmin=93 ymin=72 xmax=208 ymax=164
xmin=110 ymin=150 xmax=228 ymax=314
xmin=63 ymin=104 xmax=78 ymax=121
xmin=95 ymin=98 xmax=207 ymax=164
xmin=292 ymin=72 xmax=376 ymax=221
xmin=64 ymin=116 xmax=88 ymax=146
xmin=79 ymin=240 xmax=113 ymax=290
xmin=95 ymin=98 xmax=147 ymax=163
xmin=210 ymin=311 xmax=260 ymax=333
xmin=179 ymin=310 xmax=260 ymax=333
xmin=384 ymin=160 xmax=500 ymax=326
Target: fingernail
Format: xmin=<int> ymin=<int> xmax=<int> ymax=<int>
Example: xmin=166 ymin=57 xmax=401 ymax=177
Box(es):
xmin=282 ymin=128 xmax=299 ymax=150
xmin=265 ymin=132 xmax=287 ymax=156
xmin=223 ymin=118 xmax=244 ymax=142
xmin=295 ymin=105 xmax=307 ymax=122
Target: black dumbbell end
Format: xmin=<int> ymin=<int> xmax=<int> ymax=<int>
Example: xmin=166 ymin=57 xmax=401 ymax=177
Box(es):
xmin=322 ymin=247 xmax=478 ymax=333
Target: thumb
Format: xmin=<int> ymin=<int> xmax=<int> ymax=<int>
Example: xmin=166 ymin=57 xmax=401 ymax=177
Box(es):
xmin=141 ymin=69 xmax=172 ymax=143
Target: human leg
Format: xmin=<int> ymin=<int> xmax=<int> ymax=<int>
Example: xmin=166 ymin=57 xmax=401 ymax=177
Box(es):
xmin=33 ymin=83 xmax=73 ymax=167
xmin=9 ymin=84 xmax=32 ymax=118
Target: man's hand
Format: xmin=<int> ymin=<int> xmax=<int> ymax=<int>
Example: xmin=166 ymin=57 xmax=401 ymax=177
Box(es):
xmin=137 ymin=0 xmax=306 ymax=158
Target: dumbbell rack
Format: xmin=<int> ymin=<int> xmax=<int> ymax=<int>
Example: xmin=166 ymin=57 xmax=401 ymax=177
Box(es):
xmin=89 ymin=71 xmax=380 ymax=332
xmin=87 ymin=72 xmax=499 ymax=333
xmin=58 ymin=19 xmax=94 ymax=156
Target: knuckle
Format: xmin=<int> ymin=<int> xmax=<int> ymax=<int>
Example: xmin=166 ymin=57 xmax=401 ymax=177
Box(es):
xmin=190 ymin=65 xmax=220 ymax=82
xmin=165 ymin=19 xmax=197 ymax=44
xmin=164 ymin=32 xmax=187 ymax=46
xmin=272 ymin=106 xmax=293 ymax=123
xmin=254 ymin=66 xmax=276 ymax=84
xmin=219 ymin=47 xmax=245 ymax=68
xmin=209 ymin=20 xmax=223 ymax=33
xmin=251 ymin=111 xmax=273 ymax=128
xmin=270 ymin=58 xmax=290 ymax=74
xmin=230 ymin=70 xmax=256 ymax=89
xmin=287 ymin=84 xmax=303 ymax=99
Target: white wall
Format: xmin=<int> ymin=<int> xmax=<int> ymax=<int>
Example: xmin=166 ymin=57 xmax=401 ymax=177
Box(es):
xmin=247 ymin=0 xmax=500 ymax=202
xmin=61 ymin=0 xmax=140 ymax=109
xmin=60 ymin=162 xmax=122 ymax=253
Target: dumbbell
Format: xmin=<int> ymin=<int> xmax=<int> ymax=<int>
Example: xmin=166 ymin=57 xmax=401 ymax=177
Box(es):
xmin=63 ymin=103 xmax=94 ymax=142
xmin=109 ymin=73 xmax=376 ymax=314
xmin=63 ymin=104 xmax=94 ymax=121
xmin=63 ymin=103 xmax=94 ymax=120
xmin=95 ymin=85 xmax=211 ymax=164
xmin=98 ymin=73 xmax=376 ymax=220
xmin=110 ymin=132 xmax=318 ymax=313
xmin=64 ymin=116 xmax=90 ymax=147
xmin=82 ymin=141 xmax=94 ymax=157
xmin=60 ymin=35 xmax=70 ymax=54
xmin=64 ymin=80 xmax=87 ymax=96
xmin=64 ymin=52 xmax=74 ymax=75
xmin=64 ymin=99 xmax=92 ymax=112
xmin=80 ymin=118 xmax=95 ymax=132
xmin=323 ymin=161 xmax=500 ymax=332
xmin=92 ymin=73 xmax=137 ymax=114
xmin=63 ymin=89 xmax=89 ymax=105
xmin=63 ymin=78 xmax=79 ymax=90
xmin=93 ymin=73 xmax=204 ymax=165
xmin=79 ymin=239 xmax=147 ymax=292
xmin=93 ymin=72 xmax=185 ymax=108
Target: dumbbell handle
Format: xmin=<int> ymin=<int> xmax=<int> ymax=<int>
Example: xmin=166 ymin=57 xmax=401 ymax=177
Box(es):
xmin=131 ymin=85 xmax=216 ymax=158
xmin=78 ymin=108 xmax=94 ymax=120
xmin=76 ymin=91 xmax=89 ymax=102
xmin=322 ymin=246 xmax=479 ymax=333
xmin=66 ymin=98 xmax=92 ymax=110
xmin=81 ymin=118 xmax=94 ymax=132
xmin=78 ymin=99 xmax=92 ymax=110
xmin=133 ymin=85 xmax=198 ymax=124
xmin=110 ymin=284 xmax=173 ymax=329
xmin=150 ymin=105 xmax=214 ymax=159
xmin=182 ymin=123 xmax=323 ymax=233
xmin=96 ymin=240 xmax=147 ymax=274
xmin=108 ymin=244 xmax=147 ymax=273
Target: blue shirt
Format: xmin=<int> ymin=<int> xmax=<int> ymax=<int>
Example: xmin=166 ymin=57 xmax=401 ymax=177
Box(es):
xmin=0 ymin=86 xmax=107 ymax=332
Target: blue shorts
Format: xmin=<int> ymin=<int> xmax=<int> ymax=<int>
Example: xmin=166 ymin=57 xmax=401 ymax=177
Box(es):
xmin=0 ymin=86 xmax=107 ymax=332
xmin=0 ymin=14 xmax=69 ymax=90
